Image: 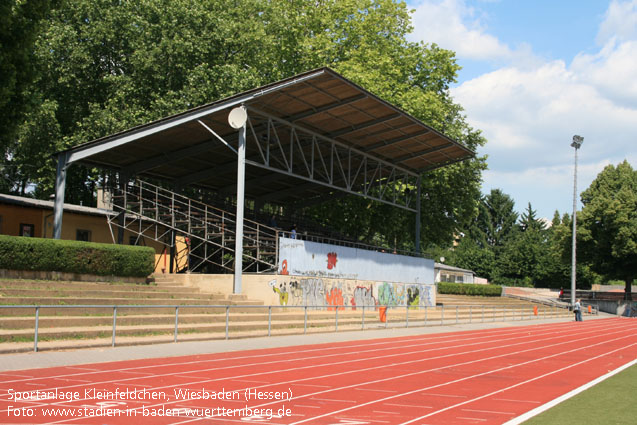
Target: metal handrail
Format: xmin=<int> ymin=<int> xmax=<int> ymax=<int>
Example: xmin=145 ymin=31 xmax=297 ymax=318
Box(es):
xmin=0 ymin=302 xmax=584 ymax=353
xmin=109 ymin=179 xmax=279 ymax=272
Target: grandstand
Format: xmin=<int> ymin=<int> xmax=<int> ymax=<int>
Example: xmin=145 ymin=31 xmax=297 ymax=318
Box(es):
xmin=49 ymin=68 xmax=473 ymax=295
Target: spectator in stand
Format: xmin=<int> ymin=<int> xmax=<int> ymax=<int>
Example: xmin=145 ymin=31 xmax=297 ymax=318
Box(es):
xmin=290 ymin=224 xmax=297 ymax=239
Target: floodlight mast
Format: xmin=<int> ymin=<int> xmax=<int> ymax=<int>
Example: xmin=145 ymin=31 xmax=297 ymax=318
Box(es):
xmin=571 ymin=135 xmax=584 ymax=307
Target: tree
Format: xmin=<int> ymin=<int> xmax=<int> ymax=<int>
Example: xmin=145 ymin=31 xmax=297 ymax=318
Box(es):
xmin=578 ymin=160 xmax=637 ymax=299
xmin=5 ymin=0 xmax=487 ymax=247
xmin=467 ymin=189 xmax=518 ymax=249
xmin=0 ymin=0 xmax=60 ymax=193
xmin=450 ymin=237 xmax=496 ymax=281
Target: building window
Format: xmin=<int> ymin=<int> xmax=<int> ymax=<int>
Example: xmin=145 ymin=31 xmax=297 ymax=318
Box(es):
xmin=20 ymin=223 xmax=35 ymax=237
xmin=76 ymin=229 xmax=91 ymax=242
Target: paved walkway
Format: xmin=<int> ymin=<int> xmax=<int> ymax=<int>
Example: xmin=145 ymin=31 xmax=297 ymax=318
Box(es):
xmin=0 ymin=313 xmax=613 ymax=372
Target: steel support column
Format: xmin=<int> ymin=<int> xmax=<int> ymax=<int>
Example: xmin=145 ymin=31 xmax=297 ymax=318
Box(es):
xmin=233 ymin=116 xmax=247 ymax=294
xmin=53 ymin=152 xmax=69 ymax=239
xmin=117 ymin=173 xmax=129 ymax=244
xmin=415 ymin=176 xmax=421 ymax=252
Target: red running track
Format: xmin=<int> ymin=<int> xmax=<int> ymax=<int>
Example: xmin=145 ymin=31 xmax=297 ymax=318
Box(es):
xmin=0 ymin=317 xmax=636 ymax=424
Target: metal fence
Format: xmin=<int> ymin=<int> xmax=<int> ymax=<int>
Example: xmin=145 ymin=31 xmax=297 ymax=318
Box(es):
xmin=0 ymin=302 xmax=589 ymax=353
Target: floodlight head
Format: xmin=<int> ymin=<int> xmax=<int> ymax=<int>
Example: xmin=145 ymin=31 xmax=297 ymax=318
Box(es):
xmin=228 ymin=106 xmax=247 ymax=129
xmin=571 ymin=135 xmax=584 ymax=149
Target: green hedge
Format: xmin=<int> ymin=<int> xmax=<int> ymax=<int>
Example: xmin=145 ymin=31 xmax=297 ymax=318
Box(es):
xmin=437 ymin=282 xmax=502 ymax=296
xmin=0 ymin=235 xmax=154 ymax=277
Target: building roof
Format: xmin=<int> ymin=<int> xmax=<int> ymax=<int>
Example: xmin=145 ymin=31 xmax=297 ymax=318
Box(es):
xmin=0 ymin=193 xmax=113 ymax=217
xmin=58 ymin=67 xmax=474 ymax=209
xmin=434 ymin=262 xmax=475 ymax=275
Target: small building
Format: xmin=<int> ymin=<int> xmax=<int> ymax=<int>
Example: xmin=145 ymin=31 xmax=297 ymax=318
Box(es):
xmin=0 ymin=193 xmax=172 ymax=272
xmin=434 ymin=262 xmax=476 ymax=284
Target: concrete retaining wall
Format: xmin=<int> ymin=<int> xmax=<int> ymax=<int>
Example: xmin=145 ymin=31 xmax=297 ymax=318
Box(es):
xmin=587 ymin=299 xmax=637 ymax=316
xmin=164 ymin=273 xmax=437 ymax=307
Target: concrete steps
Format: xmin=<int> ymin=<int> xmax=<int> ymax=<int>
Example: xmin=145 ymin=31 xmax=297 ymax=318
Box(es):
xmin=0 ymin=278 xmax=578 ymax=353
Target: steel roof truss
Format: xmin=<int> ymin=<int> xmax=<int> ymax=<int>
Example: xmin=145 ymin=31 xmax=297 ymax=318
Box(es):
xmin=268 ymin=119 xmax=290 ymax=171
xmin=247 ymin=159 xmax=416 ymax=212
xmin=247 ymin=116 xmax=267 ymax=164
xmin=291 ymin=128 xmax=312 ymax=177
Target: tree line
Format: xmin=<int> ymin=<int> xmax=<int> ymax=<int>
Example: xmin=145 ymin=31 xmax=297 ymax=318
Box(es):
xmin=1 ymin=1 xmax=634 ymax=294
xmin=426 ymin=160 xmax=636 ymax=297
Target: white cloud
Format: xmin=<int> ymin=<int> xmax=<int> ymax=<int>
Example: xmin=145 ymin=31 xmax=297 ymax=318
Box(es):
xmin=409 ymin=0 xmax=512 ymax=60
xmin=596 ymin=0 xmax=637 ymax=45
xmin=572 ymin=40 xmax=637 ymax=109
xmin=409 ymin=0 xmax=637 ymax=217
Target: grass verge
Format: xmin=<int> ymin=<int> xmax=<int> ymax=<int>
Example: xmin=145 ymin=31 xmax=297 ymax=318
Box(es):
xmin=523 ymin=363 xmax=637 ymax=424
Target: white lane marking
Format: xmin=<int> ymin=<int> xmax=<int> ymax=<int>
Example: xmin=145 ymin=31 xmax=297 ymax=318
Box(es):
xmin=295 ymin=404 xmax=320 ymax=409
xmin=462 ymin=408 xmax=515 ymax=415
xmin=502 ymin=358 xmax=637 ymax=425
xmin=355 ymin=388 xmax=397 ymax=393
xmin=373 ymin=410 xmax=400 ymax=415
xmin=457 ymin=416 xmax=487 ymax=422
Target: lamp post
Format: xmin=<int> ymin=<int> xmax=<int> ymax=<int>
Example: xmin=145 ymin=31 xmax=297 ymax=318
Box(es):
xmin=570 ymin=135 xmax=584 ymax=307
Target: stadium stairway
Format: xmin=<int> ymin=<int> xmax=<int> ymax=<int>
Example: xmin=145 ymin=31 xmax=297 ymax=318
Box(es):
xmin=0 ymin=278 xmax=577 ymax=354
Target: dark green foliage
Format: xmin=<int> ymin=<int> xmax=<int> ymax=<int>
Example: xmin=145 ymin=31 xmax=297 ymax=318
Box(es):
xmin=0 ymin=235 xmax=154 ymax=277
xmin=578 ymin=160 xmax=637 ymax=297
xmin=1 ymin=0 xmax=486 ymax=249
xmin=437 ymin=282 xmax=502 ymax=296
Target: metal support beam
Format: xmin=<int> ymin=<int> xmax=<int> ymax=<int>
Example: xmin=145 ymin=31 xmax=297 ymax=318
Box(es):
xmin=233 ymin=112 xmax=247 ymax=294
xmin=53 ymin=152 xmax=69 ymax=239
xmin=64 ymin=70 xmax=328 ymax=164
xmin=415 ymin=176 xmax=421 ymax=253
xmin=117 ymin=173 xmax=129 ymax=244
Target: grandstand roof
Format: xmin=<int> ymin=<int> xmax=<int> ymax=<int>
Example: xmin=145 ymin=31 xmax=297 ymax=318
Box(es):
xmin=57 ymin=67 xmax=473 ymax=209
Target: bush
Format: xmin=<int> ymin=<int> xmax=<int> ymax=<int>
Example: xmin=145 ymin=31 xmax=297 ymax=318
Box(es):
xmin=0 ymin=235 xmax=154 ymax=277
xmin=491 ymin=276 xmax=534 ymax=287
xmin=438 ymin=282 xmax=502 ymax=296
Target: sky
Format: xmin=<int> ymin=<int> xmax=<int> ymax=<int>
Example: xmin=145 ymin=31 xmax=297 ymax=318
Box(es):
xmin=406 ymin=0 xmax=637 ymax=220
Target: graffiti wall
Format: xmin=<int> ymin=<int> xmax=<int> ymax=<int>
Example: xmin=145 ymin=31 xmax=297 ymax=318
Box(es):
xmin=278 ymin=237 xmax=434 ymax=284
xmin=267 ymin=276 xmax=436 ymax=308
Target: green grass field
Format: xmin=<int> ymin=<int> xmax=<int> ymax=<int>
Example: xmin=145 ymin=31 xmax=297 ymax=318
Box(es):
xmin=523 ymin=363 xmax=637 ymax=424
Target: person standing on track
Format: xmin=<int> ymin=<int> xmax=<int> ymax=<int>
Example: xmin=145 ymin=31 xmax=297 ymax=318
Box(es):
xmin=574 ymin=298 xmax=583 ymax=321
